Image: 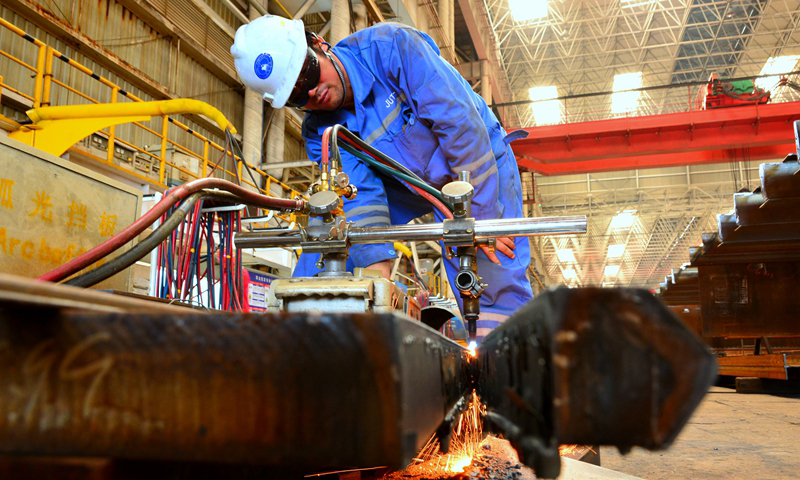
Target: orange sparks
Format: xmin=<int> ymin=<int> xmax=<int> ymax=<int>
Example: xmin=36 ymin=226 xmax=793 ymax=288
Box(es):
xmin=467 ymin=341 xmax=477 ymax=357
xmin=387 ymin=391 xmax=484 ymax=478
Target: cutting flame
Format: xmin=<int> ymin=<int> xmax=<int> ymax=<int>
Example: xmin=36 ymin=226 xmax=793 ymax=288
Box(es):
xmin=467 ymin=341 xmax=477 ymax=357
xmin=448 ymin=455 xmax=473 ymax=472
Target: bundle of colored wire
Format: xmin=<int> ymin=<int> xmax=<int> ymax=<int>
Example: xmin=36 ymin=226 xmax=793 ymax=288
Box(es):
xmin=154 ymin=194 xmax=244 ymax=311
xmin=217 ymin=208 xmax=244 ymax=311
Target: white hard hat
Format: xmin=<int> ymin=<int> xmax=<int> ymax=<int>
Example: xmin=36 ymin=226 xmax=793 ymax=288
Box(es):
xmin=231 ymin=15 xmax=307 ymax=108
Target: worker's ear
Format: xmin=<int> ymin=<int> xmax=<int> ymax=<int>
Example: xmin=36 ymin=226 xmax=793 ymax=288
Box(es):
xmin=305 ymin=31 xmax=326 ymax=50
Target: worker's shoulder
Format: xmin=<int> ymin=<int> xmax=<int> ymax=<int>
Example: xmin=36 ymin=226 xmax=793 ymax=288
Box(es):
xmin=345 ymin=22 xmax=430 ymax=47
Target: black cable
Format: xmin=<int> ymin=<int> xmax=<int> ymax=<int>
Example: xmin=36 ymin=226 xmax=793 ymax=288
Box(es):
xmin=64 ymin=190 xmax=252 ymax=288
xmin=227 ymin=129 xmax=262 ymax=190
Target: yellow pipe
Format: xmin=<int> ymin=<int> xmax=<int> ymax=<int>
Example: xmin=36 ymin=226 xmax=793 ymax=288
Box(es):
xmin=26 ymin=98 xmax=237 ymax=134
xmin=394 ymin=242 xmax=412 ymax=258
xmin=272 ymin=0 xmax=293 ymax=19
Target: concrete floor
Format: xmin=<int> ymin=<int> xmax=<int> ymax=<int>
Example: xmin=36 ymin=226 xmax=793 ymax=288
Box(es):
xmin=600 ymin=386 xmax=800 ymax=479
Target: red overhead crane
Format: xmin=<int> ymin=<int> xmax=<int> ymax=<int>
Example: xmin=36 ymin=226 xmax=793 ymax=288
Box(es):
xmin=512 ymin=101 xmax=800 ymax=176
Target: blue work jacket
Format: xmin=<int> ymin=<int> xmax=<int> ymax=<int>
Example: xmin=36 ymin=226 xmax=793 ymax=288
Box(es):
xmin=299 ymin=23 xmax=523 ymax=270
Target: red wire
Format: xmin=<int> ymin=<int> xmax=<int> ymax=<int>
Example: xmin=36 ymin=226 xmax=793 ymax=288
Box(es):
xmin=407 ymin=183 xmax=453 ymax=219
xmin=156 ymin=211 xmax=165 ymax=297
xmin=181 ymin=202 xmax=203 ymax=299
xmin=321 ymin=126 xmax=333 ymax=170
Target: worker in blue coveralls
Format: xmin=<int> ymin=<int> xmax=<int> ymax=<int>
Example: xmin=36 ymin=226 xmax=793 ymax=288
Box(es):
xmin=231 ymin=15 xmax=532 ymax=343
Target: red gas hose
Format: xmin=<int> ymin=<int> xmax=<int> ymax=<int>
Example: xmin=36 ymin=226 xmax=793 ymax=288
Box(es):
xmin=39 ymin=178 xmax=305 ymax=283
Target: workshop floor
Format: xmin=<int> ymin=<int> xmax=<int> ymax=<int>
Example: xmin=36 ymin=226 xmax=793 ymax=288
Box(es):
xmin=600 ymin=385 xmax=800 ymax=479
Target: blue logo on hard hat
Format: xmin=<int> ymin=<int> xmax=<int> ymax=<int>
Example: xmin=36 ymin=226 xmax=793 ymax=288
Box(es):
xmin=254 ymin=53 xmax=273 ymax=79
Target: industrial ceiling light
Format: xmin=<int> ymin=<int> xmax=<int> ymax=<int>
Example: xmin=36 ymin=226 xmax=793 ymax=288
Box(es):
xmin=610 ymin=210 xmax=636 ymax=229
xmin=562 ymin=268 xmax=577 ymax=280
xmin=604 ymin=265 xmax=620 ymax=277
xmin=556 ymin=248 xmax=576 ymax=263
xmin=620 ymin=0 xmax=655 ymax=7
xmin=611 ymin=72 xmax=642 ymax=114
xmin=607 ymin=244 xmax=625 ymax=258
xmin=509 ymin=0 xmax=548 ymax=22
xmin=755 ymin=55 xmax=800 ymax=91
xmin=529 ymin=86 xmax=563 ymax=125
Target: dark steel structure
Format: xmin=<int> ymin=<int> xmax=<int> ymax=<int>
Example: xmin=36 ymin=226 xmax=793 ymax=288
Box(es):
xmin=475 ymin=288 xmax=717 ymax=479
xmin=0 ymin=300 xmax=469 ymax=471
xmin=657 ymin=120 xmax=800 ymax=380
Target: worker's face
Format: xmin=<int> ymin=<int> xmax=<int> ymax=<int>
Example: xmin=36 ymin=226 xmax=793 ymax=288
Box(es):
xmin=299 ymin=38 xmax=347 ymax=111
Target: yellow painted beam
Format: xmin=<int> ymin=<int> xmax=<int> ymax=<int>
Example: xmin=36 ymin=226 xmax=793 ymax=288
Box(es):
xmin=362 ymin=0 xmax=385 ymax=23
xmin=9 ymin=98 xmax=236 ymax=157
xmin=9 ymin=116 xmax=150 ymax=157
xmin=25 ymin=98 xmax=236 ymax=134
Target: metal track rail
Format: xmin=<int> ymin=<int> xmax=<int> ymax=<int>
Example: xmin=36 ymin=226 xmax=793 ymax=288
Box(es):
xmin=235 ymin=215 xmax=588 ymax=249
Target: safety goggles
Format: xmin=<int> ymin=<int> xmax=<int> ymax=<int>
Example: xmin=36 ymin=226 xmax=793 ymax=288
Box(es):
xmin=286 ymin=47 xmax=321 ymax=108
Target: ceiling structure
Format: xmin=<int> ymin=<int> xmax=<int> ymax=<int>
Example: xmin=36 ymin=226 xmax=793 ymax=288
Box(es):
xmin=479 ymin=0 xmax=800 ymax=290
xmin=291 ymin=0 xmax=800 ymax=291
xmin=487 ymin=0 xmax=800 ymax=123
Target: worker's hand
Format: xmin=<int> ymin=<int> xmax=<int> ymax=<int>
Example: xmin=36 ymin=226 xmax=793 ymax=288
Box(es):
xmin=365 ymin=259 xmax=393 ymax=279
xmin=479 ymin=237 xmax=516 ymax=265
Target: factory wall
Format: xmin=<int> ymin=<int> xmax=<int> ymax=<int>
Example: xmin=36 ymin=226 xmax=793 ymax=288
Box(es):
xmin=0 ymin=0 xmax=243 ymax=156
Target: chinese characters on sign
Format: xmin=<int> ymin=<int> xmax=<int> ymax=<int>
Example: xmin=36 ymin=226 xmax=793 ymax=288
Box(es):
xmin=0 ymin=179 xmax=13 ymax=210
xmin=29 ymin=190 xmax=53 ymax=221
xmin=67 ymin=201 xmax=88 ymax=230
xmin=0 ymin=182 xmax=120 ymax=265
xmin=98 ymin=213 xmax=117 ymax=237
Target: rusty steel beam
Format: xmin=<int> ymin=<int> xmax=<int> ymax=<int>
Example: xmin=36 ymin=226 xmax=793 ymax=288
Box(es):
xmin=0 ymin=273 xmax=193 ymax=314
xmin=0 ymin=309 xmax=469 ymax=471
xmin=716 ymin=354 xmax=790 ymax=380
xmin=475 ymin=288 xmax=716 ymax=479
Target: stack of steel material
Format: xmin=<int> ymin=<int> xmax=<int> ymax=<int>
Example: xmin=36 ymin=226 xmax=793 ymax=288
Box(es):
xmin=684 ymin=129 xmax=800 ymax=379
xmin=658 ymin=265 xmax=702 ymax=337
xmin=692 ymin=157 xmax=800 ymax=339
xmin=657 ymin=265 xmax=749 ymax=352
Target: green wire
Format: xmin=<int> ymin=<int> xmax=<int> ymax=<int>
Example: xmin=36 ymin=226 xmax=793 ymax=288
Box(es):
xmin=339 ymin=143 xmax=448 ymax=204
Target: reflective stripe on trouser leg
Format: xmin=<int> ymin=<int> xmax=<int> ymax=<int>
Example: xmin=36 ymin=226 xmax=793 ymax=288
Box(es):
xmin=475 ymin=312 xmax=510 ymax=343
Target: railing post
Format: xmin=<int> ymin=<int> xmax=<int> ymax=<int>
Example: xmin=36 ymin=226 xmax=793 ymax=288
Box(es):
xmin=42 ymin=47 xmax=54 ymax=106
xmin=107 ymin=86 xmax=119 ymax=165
xmin=32 ymin=44 xmax=46 ymax=108
xmin=202 ymin=140 xmax=209 ymax=178
xmin=160 ymin=115 xmax=168 ymax=185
